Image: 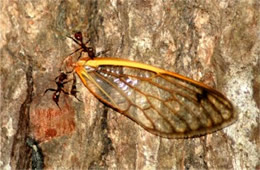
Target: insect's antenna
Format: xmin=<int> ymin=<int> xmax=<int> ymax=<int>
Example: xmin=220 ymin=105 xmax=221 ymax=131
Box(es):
xmin=67 ymin=35 xmax=81 ymax=46
xmin=66 ymin=36 xmax=83 ymax=56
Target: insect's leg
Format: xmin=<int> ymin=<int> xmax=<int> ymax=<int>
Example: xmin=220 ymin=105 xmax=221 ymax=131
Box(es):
xmin=70 ymin=85 xmax=82 ymax=102
xmin=67 ymin=86 xmax=82 ymax=102
xmin=75 ymin=92 xmax=82 ymax=101
xmin=71 ymin=74 xmax=82 ymax=102
xmin=52 ymin=91 xmax=61 ymax=110
xmin=59 ymin=78 xmax=75 ymax=94
xmin=44 ymin=88 xmax=63 ymax=109
xmin=67 ymin=47 xmax=83 ymax=57
xmin=44 ymin=88 xmax=57 ymax=95
xmin=67 ymin=35 xmax=81 ymax=46
xmin=77 ymin=50 xmax=84 ymax=60
xmin=60 ymin=86 xmax=81 ymax=102
xmin=61 ymin=88 xmax=69 ymax=95
xmin=83 ymin=39 xmax=90 ymax=46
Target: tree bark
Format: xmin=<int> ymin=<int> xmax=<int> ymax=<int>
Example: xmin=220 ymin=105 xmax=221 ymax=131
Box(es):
xmin=1 ymin=0 xmax=259 ymax=169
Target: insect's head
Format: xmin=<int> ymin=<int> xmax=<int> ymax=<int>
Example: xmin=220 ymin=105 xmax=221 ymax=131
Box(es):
xmin=74 ymin=32 xmax=83 ymax=42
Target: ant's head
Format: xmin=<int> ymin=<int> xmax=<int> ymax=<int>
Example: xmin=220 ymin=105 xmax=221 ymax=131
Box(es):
xmin=74 ymin=32 xmax=83 ymax=42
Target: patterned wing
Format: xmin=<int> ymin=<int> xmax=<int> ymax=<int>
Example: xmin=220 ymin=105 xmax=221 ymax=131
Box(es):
xmin=74 ymin=59 xmax=237 ymax=138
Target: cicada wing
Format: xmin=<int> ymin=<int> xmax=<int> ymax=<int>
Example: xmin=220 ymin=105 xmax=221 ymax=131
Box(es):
xmin=76 ymin=64 xmax=236 ymax=138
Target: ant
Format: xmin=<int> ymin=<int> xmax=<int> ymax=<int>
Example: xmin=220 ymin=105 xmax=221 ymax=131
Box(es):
xmin=67 ymin=31 xmax=108 ymax=59
xmin=44 ymin=72 xmax=81 ymax=109
xmin=67 ymin=32 xmax=96 ymax=59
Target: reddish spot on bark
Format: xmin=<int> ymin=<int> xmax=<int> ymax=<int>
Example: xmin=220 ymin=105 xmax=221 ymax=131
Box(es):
xmin=45 ymin=128 xmax=57 ymax=138
xmin=30 ymin=103 xmax=76 ymax=142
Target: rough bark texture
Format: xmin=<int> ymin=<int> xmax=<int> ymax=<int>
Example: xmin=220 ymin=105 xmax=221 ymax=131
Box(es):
xmin=1 ymin=0 xmax=259 ymax=169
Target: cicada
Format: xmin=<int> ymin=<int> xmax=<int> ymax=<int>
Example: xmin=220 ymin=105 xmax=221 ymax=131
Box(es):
xmin=46 ymin=32 xmax=237 ymax=138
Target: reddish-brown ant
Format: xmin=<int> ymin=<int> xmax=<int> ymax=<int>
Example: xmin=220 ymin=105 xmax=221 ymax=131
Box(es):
xmin=67 ymin=32 xmax=108 ymax=59
xmin=44 ymin=72 xmax=81 ymax=109
xmin=67 ymin=32 xmax=96 ymax=59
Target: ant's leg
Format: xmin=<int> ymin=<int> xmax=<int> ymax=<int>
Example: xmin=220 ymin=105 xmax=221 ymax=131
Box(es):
xmin=60 ymin=77 xmax=78 ymax=96
xmin=70 ymin=74 xmax=82 ymax=102
xmin=70 ymin=85 xmax=82 ymax=102
xmin=84 ymin=39 xmax=90 ymax=44
xmin=61 ymin=88 xmax=81 ymax=102
xmin=71 ymin=90 xmax=82 ymax=102
xmin=61 ymin=88 xmax=70 ymax=95
xmin=44 ymin=88 xmax=56 ymax=95
xmin=44 ymin=88 xmax=62 ymax=109
xmin=67 ymin=35 xmax=81 ymax=46
xmin=52 ymin=91 xmax=61 ymax=110
xmin=77 ymin=50 xmax=83 ymax=60
xmin=67 ymin=47 xmax=82 ymax=57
